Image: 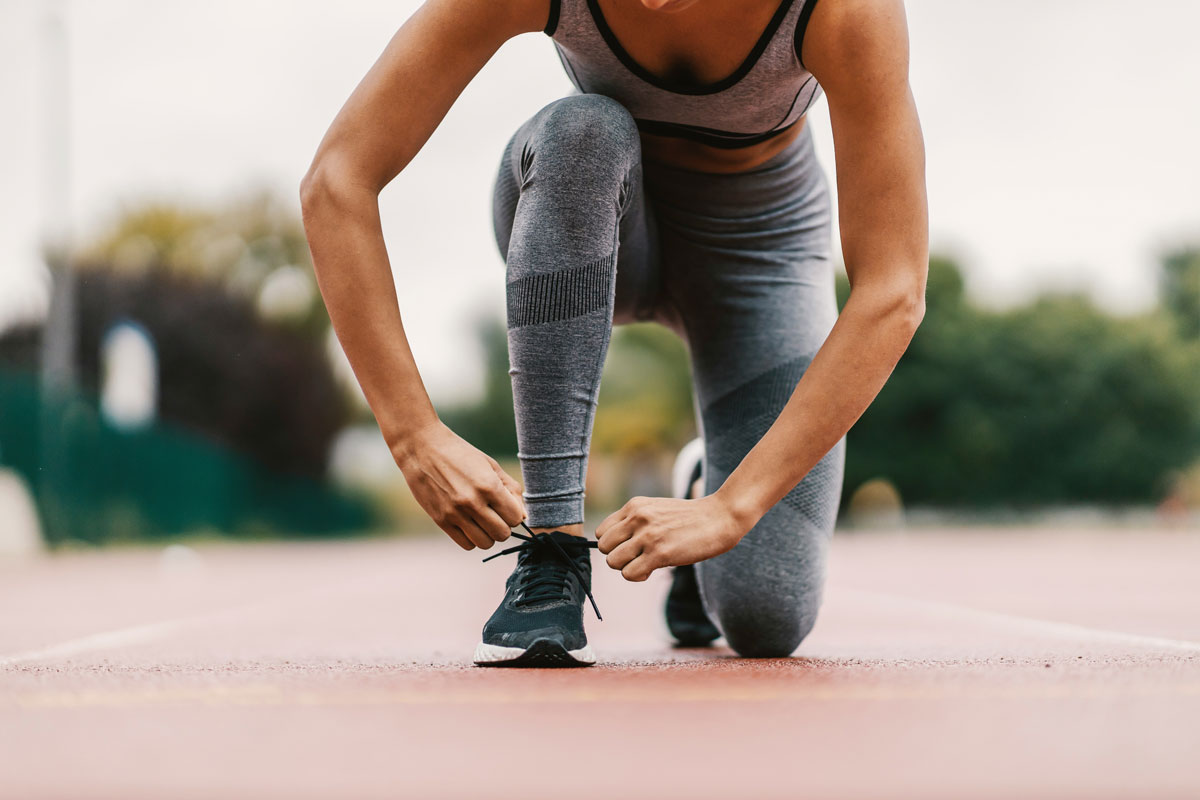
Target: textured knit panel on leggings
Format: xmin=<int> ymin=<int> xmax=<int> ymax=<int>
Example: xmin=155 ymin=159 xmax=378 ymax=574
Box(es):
xmin=491 ymin=93 xmax=844 ymax=657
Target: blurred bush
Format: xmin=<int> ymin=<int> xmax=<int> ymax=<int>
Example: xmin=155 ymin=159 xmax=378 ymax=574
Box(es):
xmin=843 ymin=254 xmax=1200 ymax=508
xmin=0 ymin=193 xmax=378 ymax=544
xmin=82 ymin=191 xmax=330 ymax=340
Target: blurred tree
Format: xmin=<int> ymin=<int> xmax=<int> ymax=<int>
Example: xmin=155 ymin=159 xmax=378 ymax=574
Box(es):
xmin=81 ymin=191 xmax=329 ymax=340
xmin=439 ymin=317 xmax=518 ymax=458
xmin=1 ymin=267 xmax=347 ymax=479
xmin=1160 ymin=246 xmax=1200 ymax=339
xmin=847 ymin=257 xmax=1200 ymax=507
xmin=593 ymin=322 xmax=695 ymax=455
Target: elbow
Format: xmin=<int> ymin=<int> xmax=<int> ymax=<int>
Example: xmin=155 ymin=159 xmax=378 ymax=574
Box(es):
xmin=299 ymin=155 xmax=370 ymax=223
xmin=299 ymin=161 xmax=334 ymax=221
xmin=851 ymin=270 xmax=927 ymax=339
xmin=893 ymin=281 xmax=926 ymax=336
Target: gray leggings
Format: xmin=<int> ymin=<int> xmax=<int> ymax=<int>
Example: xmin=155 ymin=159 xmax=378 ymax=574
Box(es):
xmin=491 ymin=94 xmax=845 ymax=656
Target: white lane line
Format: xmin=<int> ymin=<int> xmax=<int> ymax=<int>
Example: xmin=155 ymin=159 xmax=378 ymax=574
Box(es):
xmin=847 ymin=589 xmax=1200 ymax=654
xmin=0 ymin=620 xmax=189 ymax=667
xmin=0 ymin=587 xmax=341 ymax=668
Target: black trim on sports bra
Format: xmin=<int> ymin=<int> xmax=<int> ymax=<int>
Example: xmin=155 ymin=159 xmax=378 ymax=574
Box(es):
xmin=793 ymin=0 xmax=820 ymax=69
xmin=585 ymin=0 xmax=797 ymax=96
xmin=545 ymin=0 xmax=561 ymax=37
xmin=634 ymin=116 xmax=800 ymax=149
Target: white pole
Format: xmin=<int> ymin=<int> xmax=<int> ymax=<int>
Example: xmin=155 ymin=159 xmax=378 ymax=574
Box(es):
xmin=38 ymin=0 xmax=74 ymax=543
xmin=40 ymin=0 xmax=74 ymax=393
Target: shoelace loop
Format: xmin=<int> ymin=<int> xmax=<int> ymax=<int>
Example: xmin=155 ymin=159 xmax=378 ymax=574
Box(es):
xmin=482 ymin=521 xmax=603 ymax=621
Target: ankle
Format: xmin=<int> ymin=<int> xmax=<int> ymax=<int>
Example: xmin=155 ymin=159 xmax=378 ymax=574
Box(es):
xmin=527 ymin=523 xmax=585 ymax=537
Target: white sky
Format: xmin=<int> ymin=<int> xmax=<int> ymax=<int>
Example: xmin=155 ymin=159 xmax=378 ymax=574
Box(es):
xmin=2 ymin=0 xmax=1199 ymax=403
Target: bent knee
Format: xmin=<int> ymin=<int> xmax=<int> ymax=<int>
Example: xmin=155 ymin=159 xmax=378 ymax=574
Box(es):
xmin=534 ymin=94 xmax=640 ymax=161
xmin=706 ymin=586 xmax=823 ymax=658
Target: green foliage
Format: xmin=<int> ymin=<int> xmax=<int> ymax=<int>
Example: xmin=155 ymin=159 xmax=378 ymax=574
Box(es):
xmin=439 ymin=317 xmax=518 ymax=457
xmin=593 ymin=323 xmax=695 ymax=455
xmin=846 ymin=258 xmax=1200 ymax=507
xmin=0 ymin=268 xmax=349 ymax=478
xmin=0 ymin=191 xmax=369 ymax=543
xmin=1160 ymin=246 xmax=1200 ymax=339
xmin=81 ymin=191 xmax=329 ymax=341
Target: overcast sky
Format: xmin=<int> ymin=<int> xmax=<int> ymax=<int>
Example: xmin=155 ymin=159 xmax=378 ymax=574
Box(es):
xmin=2 ymin=0 xmax=1199 ymax=402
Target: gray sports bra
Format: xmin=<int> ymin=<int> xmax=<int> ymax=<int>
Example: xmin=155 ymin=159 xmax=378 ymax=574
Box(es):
xmin=545 ymin=0 xmax=823 ymax=149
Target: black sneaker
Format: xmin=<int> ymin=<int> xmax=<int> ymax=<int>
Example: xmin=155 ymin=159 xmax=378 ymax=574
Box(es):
xmin=473 ymin=524 xmax=602 ymax=667
xmin=666 ymin=438 xmax=721 ymax=647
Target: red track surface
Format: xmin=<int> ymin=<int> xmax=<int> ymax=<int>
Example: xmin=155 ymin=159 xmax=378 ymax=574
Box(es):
xmin=2 ymin=526 xmax=1199 ymax=799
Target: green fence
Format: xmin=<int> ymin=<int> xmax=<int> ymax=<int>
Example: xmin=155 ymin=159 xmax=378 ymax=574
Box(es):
xmin=0 ymin=368 xmax=376 ymax=545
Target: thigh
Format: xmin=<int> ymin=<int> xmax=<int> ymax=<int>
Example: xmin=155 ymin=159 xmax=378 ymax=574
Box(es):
xmin=650 ymin=134 xmax=845 ymax=639
xmin=489 ymin=97 xmax=663 ymax=326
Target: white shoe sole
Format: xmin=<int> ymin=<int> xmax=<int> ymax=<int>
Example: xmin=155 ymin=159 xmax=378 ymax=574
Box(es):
xmin=473 ymin=640 xmax=596 ymax=667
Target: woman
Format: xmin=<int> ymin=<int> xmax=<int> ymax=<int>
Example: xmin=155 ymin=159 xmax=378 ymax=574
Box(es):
xmin=301 ymin=0 xmax=927 ymax=666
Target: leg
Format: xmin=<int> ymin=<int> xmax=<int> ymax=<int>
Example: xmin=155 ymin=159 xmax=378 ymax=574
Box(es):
xmin=475 ymin=94 xmax=659 ymax=668
xmin=490 ymin=93 xmax=660 ymax=530
xmin=648 ymin=125 xmax=844 ymax=657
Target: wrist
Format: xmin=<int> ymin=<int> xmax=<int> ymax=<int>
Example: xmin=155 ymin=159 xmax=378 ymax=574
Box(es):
xmin=712 ymin=483 xmax=767 ymax=536
xmin=385 ymin=411 xmax=442 ymax=470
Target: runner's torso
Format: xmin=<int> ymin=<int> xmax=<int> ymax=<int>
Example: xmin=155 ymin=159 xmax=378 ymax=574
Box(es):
xmin=546 ymin=0 xmax=824 ymax=173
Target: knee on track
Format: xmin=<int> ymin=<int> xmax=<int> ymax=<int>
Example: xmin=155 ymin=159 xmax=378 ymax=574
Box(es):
xmin=708 ymin=588 xmax=823 ymax=659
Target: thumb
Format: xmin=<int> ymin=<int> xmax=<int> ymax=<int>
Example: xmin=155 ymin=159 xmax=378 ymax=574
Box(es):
xmin=490 ymin=460 xmax=527 ymax=519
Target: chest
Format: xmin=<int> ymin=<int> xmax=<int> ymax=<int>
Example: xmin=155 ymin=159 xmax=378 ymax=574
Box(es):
xmin=592 ymin=0 xmax=786 ymax=88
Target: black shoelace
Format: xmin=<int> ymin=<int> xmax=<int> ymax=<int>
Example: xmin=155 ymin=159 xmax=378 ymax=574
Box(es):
xmin=482 ymin=521 xmax=603 ymax=620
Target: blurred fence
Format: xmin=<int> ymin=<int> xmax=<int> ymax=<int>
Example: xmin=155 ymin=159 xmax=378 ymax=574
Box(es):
xmin=0 ymin=368 xmax=376 ymax=545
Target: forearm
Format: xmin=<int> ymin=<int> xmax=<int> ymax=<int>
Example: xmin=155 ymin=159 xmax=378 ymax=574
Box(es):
xmin=714 ymin=278 xmax=924 ymax=526
xmin=301 ymin=170 xmax=437 ymax=453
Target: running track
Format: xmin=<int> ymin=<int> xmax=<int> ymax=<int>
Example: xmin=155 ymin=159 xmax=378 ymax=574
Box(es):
xmin=2 ymin=526 xmax=1198 ymax=799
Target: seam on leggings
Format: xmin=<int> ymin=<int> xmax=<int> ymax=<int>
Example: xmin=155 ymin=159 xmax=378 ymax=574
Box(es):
xmin=507 ymin=256 xmax=615 ymax=328
xmin=524 ymin=486 xmax=587 ymax=500
xmin=517 ymin=450 xmax=588 ymax=460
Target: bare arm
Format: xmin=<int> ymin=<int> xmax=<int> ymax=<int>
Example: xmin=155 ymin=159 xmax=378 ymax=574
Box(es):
xmin=598 ymin=0 xmax=929 ymax=579
xmin=300 ymin=0 xmax=548 ymax=550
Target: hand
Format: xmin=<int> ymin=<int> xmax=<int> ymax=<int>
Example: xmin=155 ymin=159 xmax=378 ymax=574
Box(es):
xmin=595 ymin=493 xmax=749 ymax=582
xmin=391 ymin=420 xmax=526 ymax=551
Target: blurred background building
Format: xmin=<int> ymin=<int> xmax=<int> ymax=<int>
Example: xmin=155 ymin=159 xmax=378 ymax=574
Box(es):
xmin=1 ymin=0 xmax=1199 ymax=547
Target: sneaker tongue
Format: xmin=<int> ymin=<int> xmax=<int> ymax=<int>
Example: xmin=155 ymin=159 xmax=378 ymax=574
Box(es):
xmin=543 ymin=530 xmax=587 ymax=546
xmin=516 ymin=530 xmax=590 ymax=567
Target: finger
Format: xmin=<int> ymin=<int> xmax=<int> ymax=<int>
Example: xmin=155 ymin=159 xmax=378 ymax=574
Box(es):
xmin=451 ymin=514 xmax=494 ymax=550
xmin=470 ymin=503 xmax=512 ymax=543
xmin=594 ymin=504 xmax=632 ymax=539
xmin=605 ymin=537 xmax=642 ymax=571
xmin=596 ymin=516 xmax=634 ymax=554
xmin=621 ymin=553 xmax=657 ymax=582
xmin=490 ymin=461 xmax=526 ymax=510
xmin=484 ymin=471 xmax=526 ymax=527
xmin=439 ymin=523 xmax=475 ymax=551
